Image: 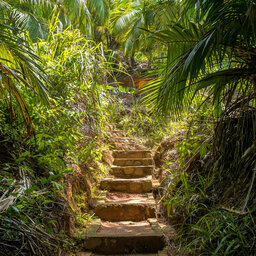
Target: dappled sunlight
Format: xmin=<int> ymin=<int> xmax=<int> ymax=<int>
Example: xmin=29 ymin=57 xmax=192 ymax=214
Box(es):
xmin=0 ymin=0 xmax=255 ymax=255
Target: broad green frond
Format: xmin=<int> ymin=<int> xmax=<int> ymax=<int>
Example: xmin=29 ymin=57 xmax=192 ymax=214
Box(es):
xmin=89 ymin=0 xmax=109 ymax=25
xmin=142 ymin=0 xmax=256 ymax=118
xmin=0 ymin=22 xmax=49 ymax=132
xmin=1 ymin=0 xmax=110 ymax=39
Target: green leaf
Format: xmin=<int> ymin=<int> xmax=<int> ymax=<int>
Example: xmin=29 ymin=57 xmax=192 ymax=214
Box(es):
xmin=41 ymin=177 xmax=47 ymax=185
xmin=15 ymin=157 xmax=25 ymax=163
xmin=16 ymin=204 xmax=23 ymax=210
xmin=45 ymin=225 xmax=53 ymax=234
xmin=118 ymin=85 xmax=125 ymax=92
xmin=11 ymin=206 xmax=20 ymax=213
xmin=20 ymin=151 xmax=30 ymax=157
xmin=42 ymin=200 xmax=52 ymax=205
xmin=200 ymin=143 xmax=208 ymax=159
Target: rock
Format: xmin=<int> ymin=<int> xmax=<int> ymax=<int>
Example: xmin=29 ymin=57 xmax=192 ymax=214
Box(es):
xmin=85 ymin=135 xmax=165 ymax=254
xmin=124 ymin=167 xmax=134 ymax=175
xmin=130 ymin=182 xmax=142 ymax=193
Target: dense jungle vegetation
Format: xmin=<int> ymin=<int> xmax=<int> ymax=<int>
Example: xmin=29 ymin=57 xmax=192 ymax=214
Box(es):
xmin=0 ymin=0 xmax=255 ymax=255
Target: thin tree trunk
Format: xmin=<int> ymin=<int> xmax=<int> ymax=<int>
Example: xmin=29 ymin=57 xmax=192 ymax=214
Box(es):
xmin=157 ymin=41 xmax=161 ymax=59
xmin=130 ymin=50 xmax=135 ymax=68
xmin=242 ymin=165 xmax=256 ymax=211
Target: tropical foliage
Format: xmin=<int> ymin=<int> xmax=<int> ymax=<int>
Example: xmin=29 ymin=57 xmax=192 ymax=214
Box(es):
xmin=0 ymin=0 xmax=255 ymax=255
xmin=0 ymin=21 xmax=48 ymax=133
xmin=143 ymin=0 xmax=256 ymax=117
xmin=0 ymin=3 xmax=113 ymax=254
xmin=1 ymin=0 xmax=109 ymax=40
xmin=112 ymin=0 xmax=157 ymax=64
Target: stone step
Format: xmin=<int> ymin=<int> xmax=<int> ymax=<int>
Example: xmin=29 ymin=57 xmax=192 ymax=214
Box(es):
xmin=95 ymin=192 xmax=155 ymax=221
xmin=78 ymin=248 xmax=168 ymax=256
xmin=100 ymin=176 xmax=152 ymax=193
xmin=113 ymin=143 xmax=146 ymax=150
xmin=77 ymin=254 xmax=158 ymax=256
xmin=111 ymin=137 xmax=137 ymax=143
xmin=113 ymin=150 xmax=152 ymax=159
xmin=113 ymin=158 xmax=154 ymax=167
xmin=84 ymin=219 xmax=165 ymax=254
xmin=113 ymin=142 xmax=137 ymax=147
xmin=112 ymin=130 xmax=126 ymax=136
xmin=77 ymin=250 xmax=168 ymax=256
xmin=110 ymin=166 xmax=154 ymax=178
xmin=82 ymin=254 xmax=158 ymax=256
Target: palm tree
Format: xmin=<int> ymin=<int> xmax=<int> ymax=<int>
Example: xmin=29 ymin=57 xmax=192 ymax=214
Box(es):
xmin=143 ymin=0 xmax=256 ymax=117
xmin=0 ymin=0 xmax=53 ymax=40
xmin=1 ymin=0 xmax=110 ymax=40
xmin=111 ymin=0 xmax=158 ymax=66
xmin=0 ymin=0 xmax=111 ymax=133
xmin=0 ymin=20 xmax=48 ymax=133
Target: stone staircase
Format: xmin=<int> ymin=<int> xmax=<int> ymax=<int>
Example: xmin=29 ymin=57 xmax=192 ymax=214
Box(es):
xmin=81 ymin=131 xmax=167 ymax=255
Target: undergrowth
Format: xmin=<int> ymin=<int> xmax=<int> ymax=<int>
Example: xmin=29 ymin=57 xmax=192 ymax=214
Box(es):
xmin=110 ymin=96 xmax=256 ymax=255
xmin=158 ymin=108 xmax=256 ymax=255
xmin=0 ymin=26 xmax=113 ymax=255
xmin=1 ymin=2 xmax=255 ymax=255
xmin=108 ymin=96 xmax=184 ymax=147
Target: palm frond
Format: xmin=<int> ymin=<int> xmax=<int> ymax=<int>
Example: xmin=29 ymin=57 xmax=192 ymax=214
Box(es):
xmin=0 ymin=22 xmax=49 ymax=132
xmin=142 ymin=0 xmax=256 ymax=117
xmin=88 ymin=0 xmax=109 ymax=26
xmin=2 ymin=0 xmax=110 ymax=39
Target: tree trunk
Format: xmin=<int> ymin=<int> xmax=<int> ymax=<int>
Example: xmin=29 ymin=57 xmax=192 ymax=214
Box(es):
xmin=130 ymin=50 xmax=135 ymax=68
xmin=157 ymin=41 xmax=161 ymax=59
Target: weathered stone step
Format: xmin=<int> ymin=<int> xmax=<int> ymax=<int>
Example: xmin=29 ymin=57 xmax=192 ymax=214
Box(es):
xmin=113 ymin=158 xmax=154 ymax=167
xmin=95 ymin=192 xmax=155 ymax=221
xmin=112 ymin=130 xmax=126 ymax=136
xmin=84 ymin=219 xmax=165 ymax=254
xmin=113 ymin=143 xmax=146 ymax=150
xmin=78 ymin=249 xmax=168 ymax=255
xmin=113 ymin=150 xmax=152 ymax=159
xmin=113 ymin=142 xmax=136 ymax=147
xmin=100 ymin=176 xmax=152 ymax=193
xmin=84 ymin=254 xmax=158 ymax=256
xmin=111 ymin=137 xmax=137 ymax=143
xmin=110 ymin=166 xmax=154 ymax=178
xmin=78 ymin=251 xmax=167 ymax=256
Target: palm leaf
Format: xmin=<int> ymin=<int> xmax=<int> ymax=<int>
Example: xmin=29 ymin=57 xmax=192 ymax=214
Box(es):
xmin=0 ymin=22 xmax=49 ymax=133
xmin=142 ymin=0 xmax=256 ymax=117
